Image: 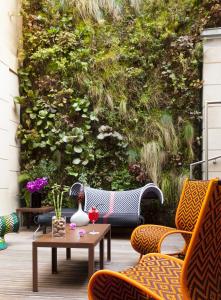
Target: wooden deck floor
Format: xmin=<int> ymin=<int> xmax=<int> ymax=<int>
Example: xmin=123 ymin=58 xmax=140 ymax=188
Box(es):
xmin=0 ymin=228 xmax=184 ymax=300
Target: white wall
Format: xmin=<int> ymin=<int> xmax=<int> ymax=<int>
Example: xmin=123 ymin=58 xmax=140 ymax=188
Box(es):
xmin=202 ymin=28 xmax=221 ymax=179
xmin=0 ymin=0 xmax=21 ymax=215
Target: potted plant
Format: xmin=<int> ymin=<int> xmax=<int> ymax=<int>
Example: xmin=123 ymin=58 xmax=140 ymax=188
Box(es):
xmin=18 ymin=159 xmax=58 ymax=207
xmin=51 ymin=184 xmax=69 ymax=237
xmin=25 ymin=177 xmax=48 ymax=208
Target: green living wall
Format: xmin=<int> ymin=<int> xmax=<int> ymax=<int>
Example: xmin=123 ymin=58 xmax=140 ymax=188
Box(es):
xmin=18 ymin=0 xmax=221 ymax=206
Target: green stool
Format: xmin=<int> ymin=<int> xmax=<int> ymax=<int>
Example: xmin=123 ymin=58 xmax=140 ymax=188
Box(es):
xmin=0 ymin=213 xmax=19 ymax=250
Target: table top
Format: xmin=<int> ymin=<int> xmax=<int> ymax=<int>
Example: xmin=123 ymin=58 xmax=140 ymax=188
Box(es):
xmin=16 ymin=207 xmax=54 ymax=213
xmin=33 ymin=224 xmax=111 ymax=248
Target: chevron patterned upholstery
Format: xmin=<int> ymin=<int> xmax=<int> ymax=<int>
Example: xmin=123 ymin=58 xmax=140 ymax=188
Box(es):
xmin=131 ymin=179 xmax=209 ymax=256
xmin=89 ymin=255 xmax=183 ymax=300
xmin=88 ymin=179 xmax=221 ymax=300
xmin=182 ymin=180 xmax=221 ymax=299
xmin=89 ymin=273 xmax=148 ymax=300
xmin=122 ymin=255 xmax=183 ymax=299
xmin=0 ymin=213 xmax=19 ymax=250
xmin=175 ymin=180 xmax=210 ymax=231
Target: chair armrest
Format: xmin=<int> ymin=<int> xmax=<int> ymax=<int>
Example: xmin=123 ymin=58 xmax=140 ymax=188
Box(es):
xmin=88 ymin=269 xmax=162 ymax=300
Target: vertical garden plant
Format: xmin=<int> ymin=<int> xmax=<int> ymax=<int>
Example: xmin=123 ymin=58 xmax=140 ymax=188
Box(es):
xmin=18 ymin=0 xmax=221 ymax=212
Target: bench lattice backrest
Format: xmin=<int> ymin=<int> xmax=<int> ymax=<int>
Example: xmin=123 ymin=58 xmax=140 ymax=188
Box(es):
xmin=70 ymin=183 xmax=164 ymax=216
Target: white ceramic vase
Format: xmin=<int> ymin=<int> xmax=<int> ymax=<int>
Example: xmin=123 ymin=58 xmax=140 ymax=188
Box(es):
xmin=70 ymin=202 xmax=89 ymax=226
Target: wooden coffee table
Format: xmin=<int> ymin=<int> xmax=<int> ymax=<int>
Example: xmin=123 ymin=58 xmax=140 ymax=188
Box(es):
xmin=32 ymin=223 xmax=111 ymax=292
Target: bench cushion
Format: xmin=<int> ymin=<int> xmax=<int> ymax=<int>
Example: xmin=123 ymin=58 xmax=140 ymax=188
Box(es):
xmin=37 ymin=208 xmax=77 ymax=226
xmin=37 ymin=209 xmax=143 ymax=227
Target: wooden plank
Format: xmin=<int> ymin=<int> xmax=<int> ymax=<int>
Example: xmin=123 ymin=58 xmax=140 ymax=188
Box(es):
xmin=0 ymin=230 xmax=138 ymax=299
xmin=0 ymin=229 xmax=184 ymax=299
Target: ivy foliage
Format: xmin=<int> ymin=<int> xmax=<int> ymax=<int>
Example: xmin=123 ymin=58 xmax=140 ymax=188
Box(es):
xmin=18 ymin=0 xmax=221 ymax=204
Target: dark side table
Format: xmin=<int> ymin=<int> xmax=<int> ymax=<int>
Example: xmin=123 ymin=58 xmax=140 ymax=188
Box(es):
xmin=16 ymin=207 xmax=54 ymax=228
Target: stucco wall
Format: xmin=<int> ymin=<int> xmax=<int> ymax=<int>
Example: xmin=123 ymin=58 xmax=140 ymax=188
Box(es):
xmin=0 ymin=0 xmax=21 ymax=215
xmin=202 ymin=28 xmax=221 ymax=179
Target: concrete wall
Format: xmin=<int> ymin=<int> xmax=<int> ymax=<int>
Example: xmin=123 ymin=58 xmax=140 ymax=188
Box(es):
xmin=0 ymin=0 xmax=21 ymax=215
xmin=202 ymin=28 xmax=221 ymax=179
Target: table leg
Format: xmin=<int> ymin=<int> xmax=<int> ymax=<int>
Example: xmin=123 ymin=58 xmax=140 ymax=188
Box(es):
xmin=17 ymin=211 xmax=23 ymax=227
xmin=27 ymin=212 xmax=31 ymax=229
xmin=107 ymin=228 xmax=111 ymax=262
xmin=32 ymin=244 xmax=38 ymax=292
xmin=66 ymin=248 xmax=71 ymax=260
xmin=52 ymin=247 xmax=57 ymax=274
xmin=99 ymin=238 xmax=104 ymax=269
xmin=88 ymin=247 xmax=94 ymax=279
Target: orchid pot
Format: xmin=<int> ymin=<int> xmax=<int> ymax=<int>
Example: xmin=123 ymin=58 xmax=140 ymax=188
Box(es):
xmin=25 ymin=177 xmax=48 ymax=207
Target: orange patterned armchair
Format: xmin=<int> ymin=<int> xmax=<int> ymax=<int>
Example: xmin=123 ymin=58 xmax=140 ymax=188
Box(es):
xmin=88 ymin=179 xmax=221 ymax=300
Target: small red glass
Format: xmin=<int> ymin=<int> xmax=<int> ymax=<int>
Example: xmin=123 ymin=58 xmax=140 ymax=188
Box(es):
xmin=88 ymin=207 xmax=99 ymax=235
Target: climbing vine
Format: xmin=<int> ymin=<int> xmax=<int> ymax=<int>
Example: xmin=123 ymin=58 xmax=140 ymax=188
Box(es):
xmin=18 ymin=0 xmax=221 ymax=206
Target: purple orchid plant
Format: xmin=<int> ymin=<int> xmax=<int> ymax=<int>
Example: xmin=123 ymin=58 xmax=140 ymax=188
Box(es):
xmin=26 ymin=177 xmax=48 ymax=193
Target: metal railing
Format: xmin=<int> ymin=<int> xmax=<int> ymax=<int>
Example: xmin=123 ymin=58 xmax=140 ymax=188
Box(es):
xmin=190 ymin=155 xmax=221 ymax=179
